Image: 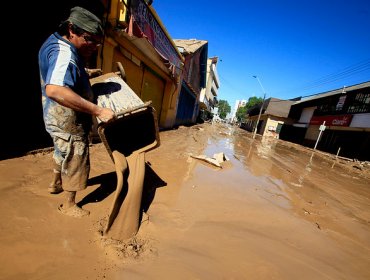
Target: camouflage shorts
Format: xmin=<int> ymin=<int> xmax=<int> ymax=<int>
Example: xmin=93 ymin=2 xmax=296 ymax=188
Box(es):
xmin=52 ymin=135 xmax=90 ymax=192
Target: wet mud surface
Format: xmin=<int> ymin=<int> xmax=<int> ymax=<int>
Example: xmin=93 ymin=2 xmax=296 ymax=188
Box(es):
xmin=0 ymin=122 xmax=369 ymax=279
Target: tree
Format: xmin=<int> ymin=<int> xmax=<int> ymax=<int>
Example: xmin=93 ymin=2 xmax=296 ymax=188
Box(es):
xmin=235 ymin=106 xmax=247 ymax=122
xmin=235 ymin=96 xmax=263 ymax=122
xmin=245 ymin=96 xmax=263 ymax=110
xmin=217 ymin=100 xmax=231 ymax=119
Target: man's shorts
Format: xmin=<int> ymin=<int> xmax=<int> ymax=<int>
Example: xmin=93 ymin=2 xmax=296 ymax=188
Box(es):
xmin=52 ymin=135 xmax=90 ymax=192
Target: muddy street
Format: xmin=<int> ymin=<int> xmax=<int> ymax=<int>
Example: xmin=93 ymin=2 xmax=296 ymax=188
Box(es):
xmin=0 ymin=122 xmax=369 ymax=279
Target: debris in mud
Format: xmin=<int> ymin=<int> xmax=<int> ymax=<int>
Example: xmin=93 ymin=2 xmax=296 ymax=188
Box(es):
xmin=194 ymin=126 xmax=204 ymax=131
xmin=352 ymin=165 xmax=362 ymax=170
xmin=190 ymin=152 xmax=229 ymax=168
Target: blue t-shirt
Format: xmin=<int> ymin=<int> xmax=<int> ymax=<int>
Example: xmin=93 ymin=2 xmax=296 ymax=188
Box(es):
xmin=38 ymin=32 xmax=94 ymax=140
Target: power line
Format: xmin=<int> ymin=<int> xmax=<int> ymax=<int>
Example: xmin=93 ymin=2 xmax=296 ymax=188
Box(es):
xmin=297 ymin=60 xmax=370 ymax=90
xmin=218 ymin=74 xmax=246 ymax=96
xmin=275 ymin=59 xmax=370 ymax=96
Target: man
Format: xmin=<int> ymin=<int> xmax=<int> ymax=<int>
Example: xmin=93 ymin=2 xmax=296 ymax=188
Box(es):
xmin=38 ymin=6 xmax=115 ymax=218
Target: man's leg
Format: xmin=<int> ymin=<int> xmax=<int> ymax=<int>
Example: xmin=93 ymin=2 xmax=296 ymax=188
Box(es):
xmin=57 ymin=136 xmax=90 ymax=218
xmin=48 ymin=163 xmax=63 ymax=194
xmin=58 ymin=191 xmax=90 ymax=217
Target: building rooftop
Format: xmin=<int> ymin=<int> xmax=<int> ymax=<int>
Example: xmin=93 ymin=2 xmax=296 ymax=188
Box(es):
xmin=173 ymin=39 xmax=208 ymax=54
xmin=295 ymin=81 xmax=370 ymax=104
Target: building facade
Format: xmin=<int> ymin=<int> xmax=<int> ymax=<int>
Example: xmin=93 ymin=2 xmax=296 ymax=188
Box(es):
xmin=173 ymin=39 xmax=208 ymax=126
xmin=100 ymin=0 xmax=185 ymax=129
xmin=282 ymin=81 xmax=370 ymax=160
xmin=244 ymin=98 xmax=295 ymax=138
xmin=199 ymin=57 xmax=220 ymax=121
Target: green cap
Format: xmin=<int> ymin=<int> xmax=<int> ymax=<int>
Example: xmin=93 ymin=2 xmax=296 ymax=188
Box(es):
xmin=68 ymin=6 xmax=103 ymax=36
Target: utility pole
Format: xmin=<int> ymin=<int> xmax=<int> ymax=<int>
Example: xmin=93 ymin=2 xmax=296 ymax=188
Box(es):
xmin=314 ymin=121 xmax=326 ymax=150
xmin=252 ymin=75 xmax=266 ymax=139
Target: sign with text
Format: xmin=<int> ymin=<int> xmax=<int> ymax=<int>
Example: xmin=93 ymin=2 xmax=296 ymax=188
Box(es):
xmin=310 ymin=115 xmax=353 ymax=126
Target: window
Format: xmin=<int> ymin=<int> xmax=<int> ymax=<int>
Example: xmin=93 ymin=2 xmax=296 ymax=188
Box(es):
xmin=347 ymin=92 xmax=370 ymax=113
xmin=276 ymin=123 xmax=283 ymax=133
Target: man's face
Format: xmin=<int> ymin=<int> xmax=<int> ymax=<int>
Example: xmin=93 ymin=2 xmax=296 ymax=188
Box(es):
xmin=78 ymin=33 xmax=102 ymax=57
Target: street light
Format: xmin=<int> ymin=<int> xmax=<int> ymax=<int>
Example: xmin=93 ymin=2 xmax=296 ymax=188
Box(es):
xmin=252 ymin=75 xmax=266 ymax=139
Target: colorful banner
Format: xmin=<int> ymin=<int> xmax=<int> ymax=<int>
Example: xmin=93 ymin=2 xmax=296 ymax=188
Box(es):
xmin=129 ymin=0 xmax=182 ymax=78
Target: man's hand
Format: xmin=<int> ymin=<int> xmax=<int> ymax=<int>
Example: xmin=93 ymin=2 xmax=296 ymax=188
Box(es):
xmin=97 ymin=107 xmax=116 ymax=123
xmin=86 ymin=68 xmax=103 ymax=78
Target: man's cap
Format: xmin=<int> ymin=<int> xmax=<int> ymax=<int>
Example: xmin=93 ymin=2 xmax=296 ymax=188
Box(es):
xmin=68 ymin=6 xmax=103 ymax=36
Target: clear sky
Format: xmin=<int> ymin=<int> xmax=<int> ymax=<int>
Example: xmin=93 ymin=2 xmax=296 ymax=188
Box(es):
xmin=152 ymin=0 xmax=370 ymax=108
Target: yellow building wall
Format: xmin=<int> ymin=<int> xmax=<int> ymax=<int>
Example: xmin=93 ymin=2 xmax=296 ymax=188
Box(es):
xmin=113 ymin=49 xmax=144 ymax=95
xmin=100 ymin=37 xmax=118 ymax=73
xmin=98 ymin=34 xmax=181 ymax=128
xmin=97 ymin=0 xmax=183 ymax=129
xmin=263 ymin=118 xmax=283 ymax=138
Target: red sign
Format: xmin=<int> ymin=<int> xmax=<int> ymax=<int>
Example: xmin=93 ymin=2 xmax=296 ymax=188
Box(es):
xmin=310 ymin=115 xmax=353 ymax=126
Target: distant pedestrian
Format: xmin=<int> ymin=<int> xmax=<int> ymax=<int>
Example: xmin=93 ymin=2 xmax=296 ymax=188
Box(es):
xmin=38 ymin=6 xmax=115 ymax=217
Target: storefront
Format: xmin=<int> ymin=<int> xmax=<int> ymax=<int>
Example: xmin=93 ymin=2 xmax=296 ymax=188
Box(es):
xmin=99 ymin=0 xmax=184 ymax=129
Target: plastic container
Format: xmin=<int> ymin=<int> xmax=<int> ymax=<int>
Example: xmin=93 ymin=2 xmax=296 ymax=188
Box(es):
xmin=90 ymin=73 xmax=160 ymax=160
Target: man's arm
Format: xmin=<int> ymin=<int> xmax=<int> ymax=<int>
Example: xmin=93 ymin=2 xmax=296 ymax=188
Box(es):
xmin=45 ymin=84 xmax=115 ymax=123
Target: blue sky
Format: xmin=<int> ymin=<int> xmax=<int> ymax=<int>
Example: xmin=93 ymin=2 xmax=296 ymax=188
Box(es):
xmin=152 ymin=0 xmax=370 ymax=108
